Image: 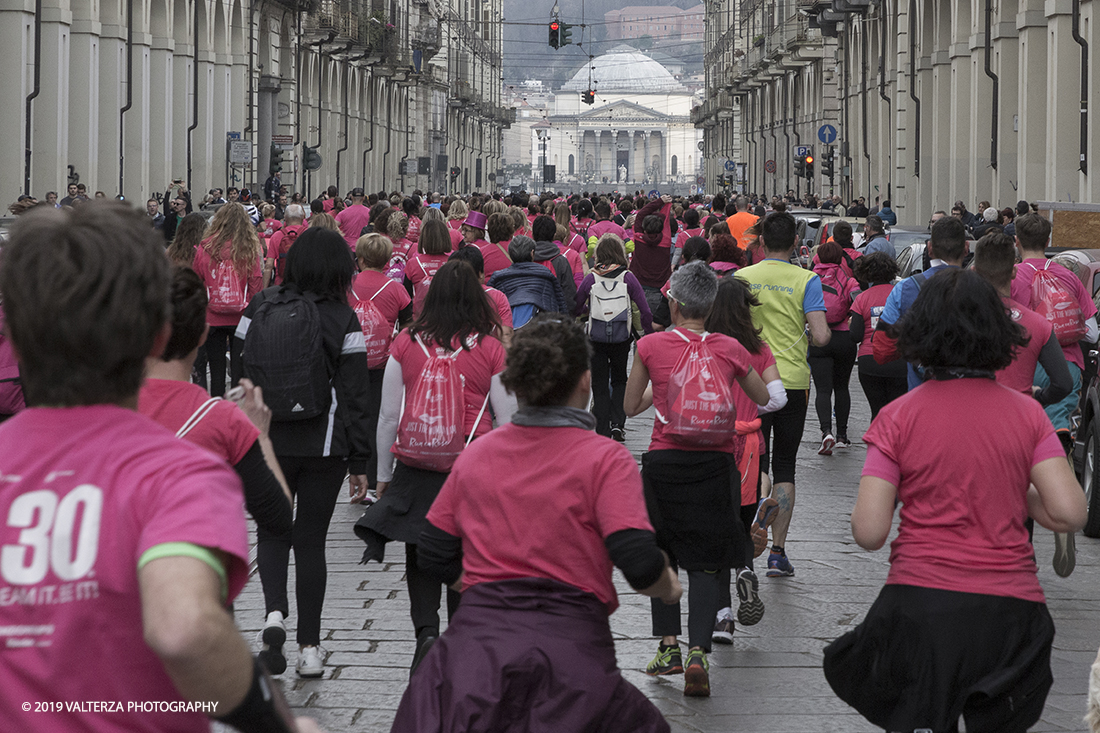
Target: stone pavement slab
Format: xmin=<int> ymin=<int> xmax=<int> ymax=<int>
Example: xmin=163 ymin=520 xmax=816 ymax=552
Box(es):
xmin=230 ymin=380 xmax=1100 ymax=732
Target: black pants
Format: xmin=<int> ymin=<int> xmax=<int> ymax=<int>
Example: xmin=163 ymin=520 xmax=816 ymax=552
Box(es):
xmin=365 ymin=367 xmax=386 ymax=492
xmin=651 ymin=560 xmax=720 ymax=652
xmin=857 ymin=357 xmax=909 ymax=421
xmin=589 ymin=339 xmax=632 ymax=436
xmin=256 ymin=455 xmax=347 ymax=646
xmin=205 ymin=324 xmax=242 ymax=397
xmin=807 ymin=329 xmax=857 ymax=436
xmin=406 ymin=542 xmax=461 ymax=639
xmin=760 ymin=389 xmax=809 ymax=485
xmin=718 ymin=503 xmax=760 ymax=609
xmin=192 ymin=344 xmax=209 ymax=391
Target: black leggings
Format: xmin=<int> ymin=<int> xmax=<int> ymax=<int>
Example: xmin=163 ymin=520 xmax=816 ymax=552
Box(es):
xmin=718 ymin=503 xmax=761 ymax=609
xmin=405 ymin=542 xmax=461 ymax=638
xmin=590 ymin=339 xmax=632 ymax=436
xmin=256 ymin=455 xmax=347 ymax=646
xmin=205 ymin=324 xmax=242 ymax=397
xmin=857 ymin=356 xmax=908 ymax=421
xmin=807 ymin=329 xmax=857 ymax=436
xmin=651 ymin=559 xmax=720 ymax=652
xmin=760 ymin=389 xmax=809 ymax=485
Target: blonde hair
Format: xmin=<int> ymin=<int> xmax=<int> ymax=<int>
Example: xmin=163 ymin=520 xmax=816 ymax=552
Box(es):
xmin=387 ymin=211 xmax=409 ymax=241
xmin=309 ymin=212 xmax=339 ymax=231
xmin=554 ymin=202 xmax=572 ymax=229
xmin=447 ymin=200 xmax=468 ymax=221
xmin=356 ymin=233 xmax=393 ymax=269
xmin=482 ymin=199 xmax=507 ymax=217
xmin=555 ymin=223 xmax=569 ymax=243
xmin=201 ymin=203 xmax=262 ymax=275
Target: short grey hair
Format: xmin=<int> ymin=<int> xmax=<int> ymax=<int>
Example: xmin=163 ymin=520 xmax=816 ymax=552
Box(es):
xmin=983 ymin=206 xmax=998 ymax=222
xmin=668 ymin=261 xmax=718 ymax=320
xmin=284 ymin=204 xmax=305 ymax=221
xmin=508 ymin=235 xmax=535 ymax=263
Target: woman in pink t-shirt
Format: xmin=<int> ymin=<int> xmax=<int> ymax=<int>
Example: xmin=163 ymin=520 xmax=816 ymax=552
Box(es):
xmin=848 ymin=252 xmax=907 ymax=420
xmin=355 ymin=260 xmax=516 ymax=672
xmin=825 ymin=269 xmax=1087 ymax=733
xmin=704 ymin=277 xmax=787 ymax=642
xmin=191 ymin=203 xmax=263 ymax=397
xmin=623 ymin=261 xmax=768 ymax=697
xmin=404 ymin=219 xmax=452 ymax=318
xmin=807 ymin=235 xmax=860 ymax=454
xmin=392 ymin=316 xmax=680 ymax=732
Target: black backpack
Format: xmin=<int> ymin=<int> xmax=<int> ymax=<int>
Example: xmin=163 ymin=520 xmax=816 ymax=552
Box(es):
xmin=243 ymin=287 xmax=332 ymax=421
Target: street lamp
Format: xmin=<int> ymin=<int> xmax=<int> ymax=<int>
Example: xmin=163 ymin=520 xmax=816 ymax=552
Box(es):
xmin=536 ymin=128 xmax=548 ymax=192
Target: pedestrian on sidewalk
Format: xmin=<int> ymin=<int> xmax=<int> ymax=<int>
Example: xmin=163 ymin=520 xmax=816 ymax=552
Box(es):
xmin=393 ymin=315 xmax=680 ymax=733
xmin=825 ymin=268 xmax=1086 ymax=733
xmin=625 ymin=261 xmax=770 ymax=697
xmin=849 ymin=253 xmax=907 ymax=421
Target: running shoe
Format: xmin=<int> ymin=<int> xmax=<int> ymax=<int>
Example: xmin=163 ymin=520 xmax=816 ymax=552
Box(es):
xmin=712 ymin=610 xmax=734 ymax=645
xmin=682 ymin=649 xmax=710 ymax=697
xmin=611 ymin=426 xmax=626 ymax=443
xmin=751 ymin=497 xmax=779 ymax=557
xmin=834 ymin=433 xmax=851 ymax=448
xmin=1053 ymin=531 xmax=1076 ymax=577
xmin=257 ymin=611 xmax=287 ymax=675
xmin=296 ymin=645 xmax=325 ymax=678
xmin=766 ymin=551 xmax=795 ymax=577
xmin=411 ymin=630 xmax=438 ymax=675
xmin=736 ymin=568 xmax=765 ymax=625
xmin=645 ymin=644 xmax=683 ymax=676
xmin=818 ymin=433 xmax=835 ymax=456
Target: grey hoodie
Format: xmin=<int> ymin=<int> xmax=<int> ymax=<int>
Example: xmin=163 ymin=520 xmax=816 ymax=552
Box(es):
xmin=532 ymin=239 xmax=577 ymax=306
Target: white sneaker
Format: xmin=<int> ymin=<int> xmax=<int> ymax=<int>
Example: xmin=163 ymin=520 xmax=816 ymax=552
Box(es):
xmin=257 ymin=611 xmax=286 ymax=675
xmin=296 ymin=645 xmax=325 ymax=678
xmin=712 ymin=608 xmax=734 ymax=645
xmin=818 ymin=433 xmax=835 ymax=456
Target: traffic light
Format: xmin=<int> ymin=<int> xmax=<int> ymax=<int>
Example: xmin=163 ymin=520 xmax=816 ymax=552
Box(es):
xmin=794 ymin=155 xmax=805 ymax=177
xmin=560 ymin=22 xmax=573 ymax=46
xmin=269 ymin=144 xmax=284 ymax=175
xmin=822 ymin=147 xmax=835 ymax=180
xmin=582 ymin=89 xmax=595 ymax=105
xmin=449 ymin=165 xmax=461 ymax=182
xmin=549 ymin=21 xmax=560 ymax=48
xmin=805 ymin=153 xmax=814 ymax=179
xmin=302 ymin=145 xmax=322 ymax=171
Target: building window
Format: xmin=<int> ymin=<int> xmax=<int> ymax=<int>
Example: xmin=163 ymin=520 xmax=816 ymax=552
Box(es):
xmin=671 ymin=155 xmax=678 ymax=176
xmin=568 ymin=154 xmax=575 ymax=174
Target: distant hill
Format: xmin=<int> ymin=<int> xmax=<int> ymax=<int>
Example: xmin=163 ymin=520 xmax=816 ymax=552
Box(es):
xmin=502 ymin=0 xmax=701 ymax=87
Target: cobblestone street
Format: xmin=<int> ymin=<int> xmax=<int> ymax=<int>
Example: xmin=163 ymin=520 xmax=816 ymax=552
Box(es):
xmin=232 ymin=386 xmax=1100 ymax=732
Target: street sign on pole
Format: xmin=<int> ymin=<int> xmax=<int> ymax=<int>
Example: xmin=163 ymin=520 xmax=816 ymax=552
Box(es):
xmin=795 ymin=145 xmax=810 ymax=157
xmin=817 ymin=125 xmax=838 ymax=144
xmin=228 ymin=140 xmax=252 ymax=165
xmin=764 ymin=159 xmax=776 ymax=174
xmin=227 ymin=131 xmax=242 ymax=140
xmin=723 ymin=160 xmax=736 ymax=171
xmin=696 ymin=175 xmax=706 ymax=186
xmin=272 ymin=134 xmax=294 ymax=150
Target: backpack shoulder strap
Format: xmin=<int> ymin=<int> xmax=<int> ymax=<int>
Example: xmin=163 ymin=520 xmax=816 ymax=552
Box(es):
xmin=493 ymin=240 xmax=513 ymax=263
xmin=176 ymin=397 xmax=222 ymax=439
xmin=371 ymin=280 xmax=392 ymax=300
xmin=912 ymin=272 xmax=927 ymax=290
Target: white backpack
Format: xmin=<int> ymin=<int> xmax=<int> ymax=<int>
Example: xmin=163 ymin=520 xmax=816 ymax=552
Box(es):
xmin=587 ymin=272 xmax=631 ymax=343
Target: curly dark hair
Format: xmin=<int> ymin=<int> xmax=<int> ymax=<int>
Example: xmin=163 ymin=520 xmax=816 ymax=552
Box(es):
xmin=708 ymin=233 xmax=747 ymax=267
xmin=161 ymin=267 xmax=209 ymax=361
xmin=852 ymin=251 xmax=898 ymax=284
xmin=501 ymin=314 xmax=591 ymax=407
xmin=897 ymin=269 xmax=1028 ymax=372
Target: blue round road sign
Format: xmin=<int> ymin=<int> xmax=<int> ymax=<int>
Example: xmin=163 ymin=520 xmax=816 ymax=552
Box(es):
xmin=724 ymin=160 xmax=736 ymax=171
xmin=818 ymin=125 xmax=838 ymax=144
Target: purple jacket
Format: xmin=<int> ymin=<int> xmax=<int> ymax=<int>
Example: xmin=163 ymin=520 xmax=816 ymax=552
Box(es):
xmin=575 ymin=267 xmax=654 ymax=335
xmin=392 ymin=578 xmax=670 ymax=733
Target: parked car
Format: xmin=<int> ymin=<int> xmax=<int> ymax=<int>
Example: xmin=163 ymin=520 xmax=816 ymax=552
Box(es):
xmin=882 ymin=227 xmax=930 ymax=258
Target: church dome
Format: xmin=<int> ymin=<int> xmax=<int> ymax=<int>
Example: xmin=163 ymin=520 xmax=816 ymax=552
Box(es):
xmin=561 ymin=45 xmax=685 ymax=93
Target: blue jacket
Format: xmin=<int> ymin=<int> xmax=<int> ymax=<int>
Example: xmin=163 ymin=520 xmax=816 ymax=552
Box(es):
xmin=488 ymin=262 xmax=568 ymax=315
xmin=878 ymin=206 xmax=897 ymax=226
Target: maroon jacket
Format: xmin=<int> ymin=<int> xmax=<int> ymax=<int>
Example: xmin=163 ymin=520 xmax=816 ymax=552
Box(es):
xmin=629 ymin=200 xmax=673 ymax=288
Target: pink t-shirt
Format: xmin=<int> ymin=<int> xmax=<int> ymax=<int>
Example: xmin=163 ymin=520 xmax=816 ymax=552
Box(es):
xmin=138 ymin=379 xmax=259 ymax=465
xmin=556 ymin=243 xmax=586 ymax=287
xmin=349 ymin=270 xmax=412 ymax=366
xmin=427 ymin=423 xmax=653 ymax=613
xmin=389 ymin=330 xmax=506 ymax=449
xmin=997 ymin=296 xmax=1055 ymax=395
xmin=0 ymin=406 xmax=248 ymax=733
xmin=406 ymin=216 xmax=421 ymax=246
xmin=636 ymin=328 xmax=752 ymax=453
xmin=1011 ymin=258 xmax=1097 ymax=369
xmin=850 ymin=283 xmax=893 ymax=358
xmin=406 ymin=253 xmax=450 ymax=290
xmin=265 ymin=224 xmax=307 ymax=285
xmin=448 ymin=227 xmax=464 ymax=251
xmin=732 ymin=344 xmax=775 ymax=429
xmin=335 ymin=203 xmax=372 ymax=250
xmin=191 ymin=244 xmax=264 ymax=328
xmin=479 ymin=240 xmax=512 ymax=280
xmin=483 ymin=285 xmax=513 ymax=330
xmin=861 ymin=379 xmax=1064 ymax=603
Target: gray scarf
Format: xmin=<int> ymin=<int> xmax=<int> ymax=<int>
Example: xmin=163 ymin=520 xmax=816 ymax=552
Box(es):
xmin=511 ymin=406 xmax=597 ymax=430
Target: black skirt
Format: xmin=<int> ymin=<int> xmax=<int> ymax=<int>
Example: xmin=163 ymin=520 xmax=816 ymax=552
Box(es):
xmin=641 ymin=449 xmax=744 ymax=571
xmin=355 ymin=460 xmax=448 ymax=553
xmin=823 ymin=584 xmax=1054 ymax=733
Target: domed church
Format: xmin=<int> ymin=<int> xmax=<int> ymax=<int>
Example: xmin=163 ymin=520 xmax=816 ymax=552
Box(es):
xmin=542 ymin=45 xmax=703 ymax=190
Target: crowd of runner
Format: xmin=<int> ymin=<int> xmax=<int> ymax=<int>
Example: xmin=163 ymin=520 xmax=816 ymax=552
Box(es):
xmin=0 ymin=185 xmax=1097 ymax=733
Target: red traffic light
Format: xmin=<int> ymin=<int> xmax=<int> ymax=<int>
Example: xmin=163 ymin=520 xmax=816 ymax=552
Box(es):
xmin=550 ymin=21 xmax=559 ymax=30
xmin=805 ymin=155 xmax=814 ymax=164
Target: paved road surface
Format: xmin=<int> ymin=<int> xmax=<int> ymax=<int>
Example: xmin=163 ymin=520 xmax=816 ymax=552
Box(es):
xmin=231 ymin=383 xmax=1100 ymax=732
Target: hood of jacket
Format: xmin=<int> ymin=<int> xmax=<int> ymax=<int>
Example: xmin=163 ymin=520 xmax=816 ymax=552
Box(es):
xmin=532 ymin=239 xmax=563 ymax=263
